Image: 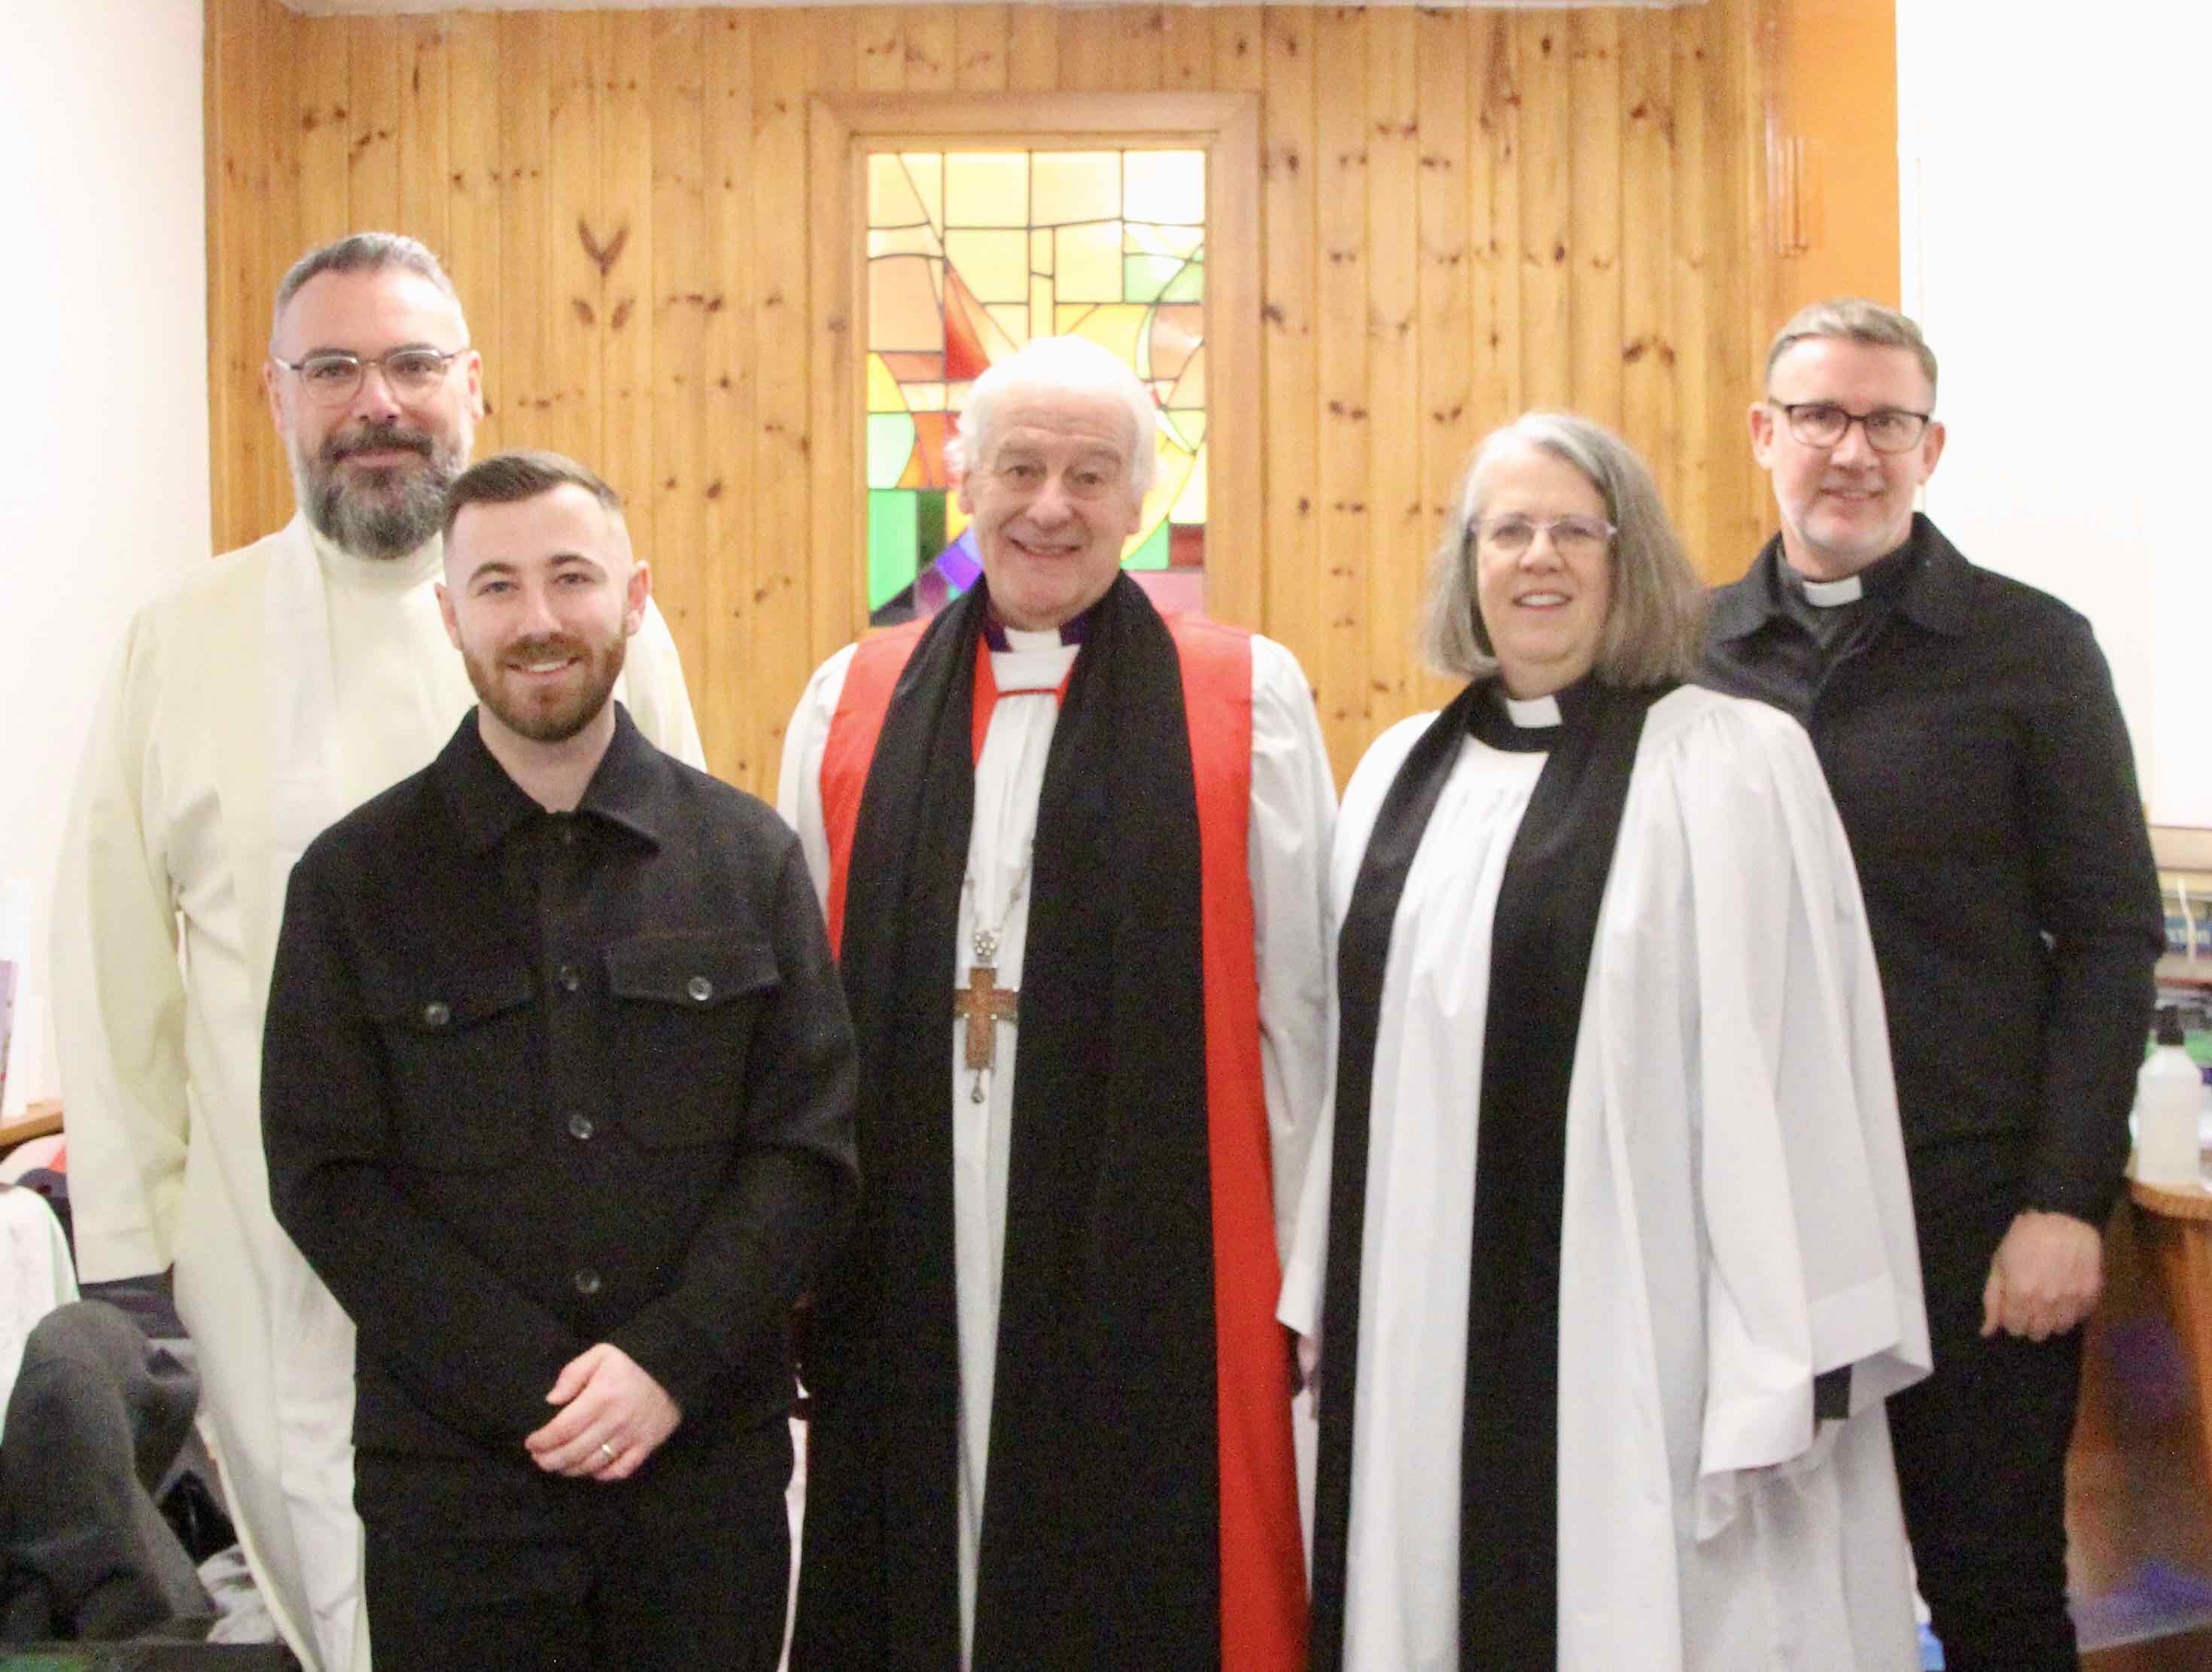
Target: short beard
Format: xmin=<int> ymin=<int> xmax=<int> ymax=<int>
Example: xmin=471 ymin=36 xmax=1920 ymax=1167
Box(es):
xmin=463 ymin=630 xmax=628 ymax=745
xmin=294 ymin=420 xmax=466 ymax=561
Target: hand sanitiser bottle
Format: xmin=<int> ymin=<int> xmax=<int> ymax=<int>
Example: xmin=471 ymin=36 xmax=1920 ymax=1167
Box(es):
xmin=2135 ymin=1007 xmax=2204 ymax=1188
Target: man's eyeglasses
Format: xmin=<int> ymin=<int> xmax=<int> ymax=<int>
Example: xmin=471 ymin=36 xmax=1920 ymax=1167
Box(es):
xmin=1471 ymin=514 xmax=1617 ymax=559
xmin=271 ymin=346 xmax=469 ymax=407
xmin=1772 ymin=400 xmax=1933 ymax=455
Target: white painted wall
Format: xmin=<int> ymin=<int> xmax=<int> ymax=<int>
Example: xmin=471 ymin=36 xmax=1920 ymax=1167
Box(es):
xmin=1897 ymin=2 xmax=2212 ymax=824
xmin=0 ymin=0 xmax=208 ymax=1110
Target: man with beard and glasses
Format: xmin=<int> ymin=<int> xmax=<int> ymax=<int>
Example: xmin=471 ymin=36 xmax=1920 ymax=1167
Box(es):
xmin=51 ymin=236 xmax=702 ymax=1672
xmin=263 ymin=452 xmax=857 ymax=1672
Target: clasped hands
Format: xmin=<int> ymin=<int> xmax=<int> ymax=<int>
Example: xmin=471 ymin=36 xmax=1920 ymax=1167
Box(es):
xmin=523 ymin=1342 xmax=682 ymax=1482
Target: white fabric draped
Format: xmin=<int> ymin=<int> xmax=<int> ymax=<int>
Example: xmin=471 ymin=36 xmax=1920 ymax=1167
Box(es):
xmin=1282 ymin=684 xmax=1930 ymax=1672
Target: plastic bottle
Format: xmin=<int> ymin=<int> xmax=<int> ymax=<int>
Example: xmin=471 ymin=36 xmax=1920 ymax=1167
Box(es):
xmin=2135 ymin=1006 xmax=2205 ymax=1188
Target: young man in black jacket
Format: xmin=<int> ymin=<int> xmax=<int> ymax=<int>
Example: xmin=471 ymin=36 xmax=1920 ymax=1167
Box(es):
xmin=263 ymin=450 xmax=857 ymax=1671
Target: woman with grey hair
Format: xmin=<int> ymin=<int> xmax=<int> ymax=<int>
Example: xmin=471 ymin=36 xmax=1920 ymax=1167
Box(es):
xmin=1280 ymin=413 xmax=1931 ymax=1670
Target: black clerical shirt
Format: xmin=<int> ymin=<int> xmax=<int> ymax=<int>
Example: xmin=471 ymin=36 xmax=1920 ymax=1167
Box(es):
xmin=263 ymin=705 xmax=859 ymax=1463
xmin=1702 ymin=514 xmax=2162 ymax=1224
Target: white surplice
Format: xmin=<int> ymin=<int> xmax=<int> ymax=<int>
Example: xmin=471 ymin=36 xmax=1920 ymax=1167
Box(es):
xmin=780 ymin=623 xmax=1336 ymax=1667
xmin=52 ymin=516 xmax=703 ymax=1672
xmin=1279 ymin=684 xmax=1931 ymax=1672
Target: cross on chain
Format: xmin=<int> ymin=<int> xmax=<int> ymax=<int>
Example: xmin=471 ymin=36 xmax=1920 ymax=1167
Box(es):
xmin=955 ymin=964 xmax=1020 ymax=1074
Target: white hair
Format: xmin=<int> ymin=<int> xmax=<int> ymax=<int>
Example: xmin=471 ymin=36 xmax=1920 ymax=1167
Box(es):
xmin=945 ymin=335 xmax=1160 ymax=499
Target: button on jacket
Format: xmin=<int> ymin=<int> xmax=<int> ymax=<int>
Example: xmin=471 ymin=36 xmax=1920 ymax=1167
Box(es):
xmin=263 ymin=705 xmax=859 ymax=1461
xmin=1702 ymin=514 xmax=2162 ymax=1223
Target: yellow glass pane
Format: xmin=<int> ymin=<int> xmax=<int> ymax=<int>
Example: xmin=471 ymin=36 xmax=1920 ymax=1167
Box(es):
xmin=1167 ymin=342 xmax=1206 ymax=411
xmin=944 ymin=228 xmax=1030 ymax=306
xmin=1063 ymin=301 xmax=1146 ymax=367
xmin=945 ymin=152 xmax=1029 ymax=229
xmin=1055 ymin=303 xmax=1096 ymax=335
xmin=1032 ymin=151 xmax=1121 ymax=225
xmin=1124 ymin=224 xmax=1204 ymax=260
xmin=1054 ymin=221 xmax=1123 ymax=304
xmin=946 ymin=492 xmax=972 ymax=540
xmin=1124 ymin=151 xmax=1205 ymax=226
xmin=869 ymin=255 xmax=943 ymax=353
xmin=985 ymin=303 xmax=1028 ymax=346
xmin=869 ymin=153 xmax=928 ymax=227
xmin=906 ymin=381 xmax=948 ymax=413
xmin=866 ymin=352 xmax=902 ymax=414
xmin=869 ymin=224 xmax=945 ymax=260
xmin=1140 ymin=428 xmax=1194 ymax=532
xmin=1030 ymin=276 xmax=1054 ymax=337
xmin=969 ymin=294 xmax=1021 ymax=361
xmin=1171 ymin=442 xmax=1207 ymax=523
xmin=902 ymin=151 xmax=944 ymax=238
xmin=1030 ymin=227 xmax=1054 ymax=276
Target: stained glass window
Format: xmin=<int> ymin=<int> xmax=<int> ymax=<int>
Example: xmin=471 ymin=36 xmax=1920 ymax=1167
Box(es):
xmin=865 ymin=148 xmax=1208 ymax=626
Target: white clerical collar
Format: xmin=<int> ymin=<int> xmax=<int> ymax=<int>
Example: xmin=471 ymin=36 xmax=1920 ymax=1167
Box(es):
xmin=1502 ymin=693 xmax=1562 ymax=729
xmin=991 ymin=629 xmax=1079 ymax=696
xmin=1800 ymin=573 xmax=1864 ymax=608
xmin=305 ymin=519 xmax=443 ymax=592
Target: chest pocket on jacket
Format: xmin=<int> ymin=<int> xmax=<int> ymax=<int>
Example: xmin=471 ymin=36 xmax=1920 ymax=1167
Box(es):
xmin=370 ymin=968 xmax=536 ymax=1171
xmin=606 ymin=930 xmax=779 ymax=1147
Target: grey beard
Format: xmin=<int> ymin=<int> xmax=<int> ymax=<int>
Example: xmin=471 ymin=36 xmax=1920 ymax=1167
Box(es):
xmin=305 ymin=458 xmax=457 ymax=561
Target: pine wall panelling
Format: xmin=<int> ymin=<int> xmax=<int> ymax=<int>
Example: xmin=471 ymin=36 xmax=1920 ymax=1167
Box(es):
xmin=205 ymin=0 xmax=1780 ymax=792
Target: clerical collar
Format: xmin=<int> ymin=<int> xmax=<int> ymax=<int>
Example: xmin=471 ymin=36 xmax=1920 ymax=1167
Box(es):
xmin=981 ymin=598 xmax=1098 ymax=651
xmin=1468 ymin=676 xmax=1602 ymax=751
xmin=1778 ymin=538 xmax=1915 ymax=612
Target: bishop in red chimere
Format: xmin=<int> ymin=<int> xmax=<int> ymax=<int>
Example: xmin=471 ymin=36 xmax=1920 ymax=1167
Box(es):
xmin=778 ymin=335 xmax=1336 ymax=1670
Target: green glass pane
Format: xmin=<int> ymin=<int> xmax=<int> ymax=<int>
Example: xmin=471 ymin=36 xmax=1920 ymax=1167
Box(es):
xmin=869 ymin=490 xmax=919 ymax=611
xmin=867 ymin=413 xmax=917 ymax=490
xmin=1122 ymin=519 xmax=1170 ymax=571
xmin=916 ymin=489 xmax=947 ymax=577
xmin=1123 ymin=253 xmax=1183 ymax=306
xmin=1159 ymin=256 xmax=1203 ymax=303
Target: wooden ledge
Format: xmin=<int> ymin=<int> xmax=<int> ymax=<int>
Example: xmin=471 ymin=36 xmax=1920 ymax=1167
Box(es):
xmin=0 ymin=1098 xmax=62 ymax=1154
xmin=2130 ymin=1174 xmax=2212 ymax=1223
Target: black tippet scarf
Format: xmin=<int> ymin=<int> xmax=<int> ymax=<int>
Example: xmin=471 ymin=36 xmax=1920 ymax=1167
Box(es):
xmin=792 ymin=574 xmax=1225 ymax=1672
xmin=1307 ymin=675 xmax=1672 ymax=1672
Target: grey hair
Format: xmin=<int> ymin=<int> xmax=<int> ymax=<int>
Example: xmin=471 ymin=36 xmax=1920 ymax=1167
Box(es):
xmin=1419 ymin=411 xmax=1708 ymax=688
xmin=270 ymin=232 xmax=467 ymax=346
xmin=443 ymin=449 xmax=624 ymax=542
xmin=1764 ymin=297 xmax=1938 ymax=401
xmin=945 ymin=335 xmax=1160 ymax=499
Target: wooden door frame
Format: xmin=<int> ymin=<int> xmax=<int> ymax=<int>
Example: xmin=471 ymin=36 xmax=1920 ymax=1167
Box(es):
xmin=808 ymin=90 xmax=1264 ymax=647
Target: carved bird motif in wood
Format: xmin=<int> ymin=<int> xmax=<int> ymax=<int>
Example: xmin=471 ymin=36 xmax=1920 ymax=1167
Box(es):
xmin=577 ymin=218 xmax=630 ymax=278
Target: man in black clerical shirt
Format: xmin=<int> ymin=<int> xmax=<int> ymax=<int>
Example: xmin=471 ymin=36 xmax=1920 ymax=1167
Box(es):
xmin=261 ymin=450 xmax=857 ymax=1672
xmin=1702 ymin=300 xmax=2163 ymax=1672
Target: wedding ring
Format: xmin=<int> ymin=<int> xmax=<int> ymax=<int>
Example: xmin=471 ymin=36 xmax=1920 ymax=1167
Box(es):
xmin=598 ymin=1442 xmax=616 ymax=1464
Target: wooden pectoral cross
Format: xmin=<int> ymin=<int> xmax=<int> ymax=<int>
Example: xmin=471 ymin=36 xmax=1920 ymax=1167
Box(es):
xmin=955 ymin=963 xmax=1020 ymax=1081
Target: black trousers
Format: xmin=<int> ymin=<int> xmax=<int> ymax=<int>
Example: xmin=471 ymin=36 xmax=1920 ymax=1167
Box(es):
xmin=1886 ymin=1139 xmax=2086 ymax=1672
xmin=358 ymin=1423 xmax=792 ymax=1672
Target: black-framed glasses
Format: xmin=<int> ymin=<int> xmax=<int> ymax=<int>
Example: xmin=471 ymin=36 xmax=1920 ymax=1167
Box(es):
xmin=272 ymin=346 xmax=469 ymax=407
xmin=1469 ymin=514 xmax=1617 ymax=559
xmin=1772 ymin=400 xmax=1932 ymax=455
